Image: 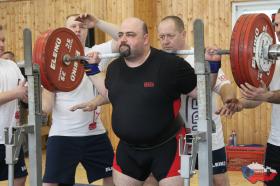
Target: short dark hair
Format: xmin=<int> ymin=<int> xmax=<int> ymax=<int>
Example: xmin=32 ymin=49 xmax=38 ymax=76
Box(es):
xmin=160 ymin=16 xmax=185 ymax=32
xmin=278 ymin=8 xmax=280 ymax=13
xmin=143 ymin=22 xmax=148 ymax=34
xmin=2 ymin=51 xmax=15 ymax=57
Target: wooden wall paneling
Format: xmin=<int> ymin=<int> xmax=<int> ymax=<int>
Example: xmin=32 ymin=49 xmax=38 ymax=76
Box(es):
xmin=260 ymin=104 xmax=269 ymax=145
xmin=103 ymin=0 xmax=134 ymax=41
xmin=0 ymin=2 xmax=12 ymax=56
xmin=134 ymin=0 xmax=156 ymax=47
xmin=92 ymin=0 xmax=106 ymax=44
xmin=100 ymin=104 xmax=117 ymax=150
xmin=254 ymin=106 xmax=261 ymax=144
xmin=153 ymin=0 xmax=162 ymax=48
xmin=185 ymin=0 xmax=194 ymax=49
xmin=265 ymin=104 xmax=271 ymax=144
xmin=15 ymin=1 xmax=30 ymax=60
xmin=33 ymin=0 xmax=55 ymax=59
xmin=221 ymin=0 xmax=234 ymax=144
xmin=0 ymin=0 xmax=34 ymax=61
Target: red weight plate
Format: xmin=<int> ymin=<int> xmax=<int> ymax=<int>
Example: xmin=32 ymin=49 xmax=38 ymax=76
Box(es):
xmin=33 ymin=27 xmax=85 ymax=92
xmin=33 ymin=30 xmax=56 ymax=91
xmin=230 ymin=14 xmax=250 ymax=87
xmin=44 ymin=28 xmax=85 ymax=91
xmin=242 ymin=13 xmax=276 ymax=87
xmin=238 ymin=14 xmax=257 ymax=86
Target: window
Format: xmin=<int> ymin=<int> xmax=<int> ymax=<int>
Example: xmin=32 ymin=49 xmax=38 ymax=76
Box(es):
xmin=232 ymin=0 xmax=280 ymax=43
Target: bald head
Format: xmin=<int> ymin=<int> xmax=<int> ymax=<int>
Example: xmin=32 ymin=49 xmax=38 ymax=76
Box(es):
xmin=117 ymin=17 xmax=150 ymax=64
xmin=157 ymin=16 xmax=186 ymax=51
xmin=121 ymin=17 xmax=148 ymax=35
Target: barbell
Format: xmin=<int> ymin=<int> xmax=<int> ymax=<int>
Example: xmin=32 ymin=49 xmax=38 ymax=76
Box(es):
xmin=62 ymin=49 xmax=230 ymax=63
xmin=32 ymin=13 xmax=279 ymax=92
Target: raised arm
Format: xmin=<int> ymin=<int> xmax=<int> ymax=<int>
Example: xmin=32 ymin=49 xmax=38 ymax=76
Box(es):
xmin=76 ymin=13 xmax=119 ymax=40
xmin=75 ymin=13 xmax=119 ymax=52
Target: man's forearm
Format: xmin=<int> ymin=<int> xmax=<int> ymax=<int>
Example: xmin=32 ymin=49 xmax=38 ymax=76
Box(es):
xmin=0 ymin=91 xmax=19 ymax=105
xmin=88 ymin=72 xmax=108 ymax=98
xmin=92 ymin=94 xmax=110 ymax=107
xmin=264 ymin=90 xmax=280 ymax=104
xmin=240 ymin=98 xmax=262 ymax=109
xmin=96 ymin=19 xmax=119 ymax=40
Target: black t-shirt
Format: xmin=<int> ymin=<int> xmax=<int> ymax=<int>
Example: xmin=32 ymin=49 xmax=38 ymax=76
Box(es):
xmin=105 ymin=47 xmax=196 ymax=147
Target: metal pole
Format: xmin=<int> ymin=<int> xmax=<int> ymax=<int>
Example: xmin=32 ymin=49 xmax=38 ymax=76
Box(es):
xmin=5 ymin=126 xmax=15 ymax=186
xmin=24 ymin=28 xmax=43 ymax=186
xmin=8 ymin=164 xmax=14 ymax=186
xmin=193 ymin=19 xmax=213 ymax=186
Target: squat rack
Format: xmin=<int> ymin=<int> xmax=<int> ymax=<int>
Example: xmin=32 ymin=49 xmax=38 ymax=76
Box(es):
xmin=5 ymin=20 xmax=213 ymax=186
xmin=4 ymin=29 xmax=43 ymax=186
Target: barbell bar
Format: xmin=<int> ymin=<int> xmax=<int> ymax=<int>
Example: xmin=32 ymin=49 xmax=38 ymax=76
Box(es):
xmin=32 ymin=13 xmax=279 ymax=92
xmin=62 ymin=49 xmax=231 ymax=64
xmin=63 ymin=45 xmax=279 ymax=63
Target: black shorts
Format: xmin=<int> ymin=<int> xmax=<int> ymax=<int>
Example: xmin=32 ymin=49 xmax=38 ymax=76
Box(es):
xmin=212 ymin=147 xmax=227 ymax=174
xmin=195 ymin=147 xmax=227 ymax=175
xmin=264 ymin=143 xmax=280 ymax=186
xmin=0 ymin=144 xmax=28 ymax=181
xmin=113 ymin=128 xmax=186 ymax=181
xmin=43 ymin=134 xmax=114 ymax=184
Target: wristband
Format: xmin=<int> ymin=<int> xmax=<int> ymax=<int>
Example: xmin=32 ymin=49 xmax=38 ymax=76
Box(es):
xmin=84 ymin=63 xmax=100 ymax=76
xmin=208 ymin=61 xmax=221 ymax=73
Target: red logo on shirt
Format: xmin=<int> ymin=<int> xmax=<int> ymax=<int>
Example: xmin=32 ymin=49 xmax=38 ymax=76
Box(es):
xmin=144 ymin=82 xmax=155 ymax=88
xmin=15 ymin=111 xmax=20 ymax=119
xmin=88 ymin=122 xmax=97 ymax=130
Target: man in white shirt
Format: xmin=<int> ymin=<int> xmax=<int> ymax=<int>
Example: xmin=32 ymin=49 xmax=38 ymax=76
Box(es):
xmin=0 ymin=24 xmax=28 ymax=186
xmin=42 ymin=14 xmax=118 ymax=186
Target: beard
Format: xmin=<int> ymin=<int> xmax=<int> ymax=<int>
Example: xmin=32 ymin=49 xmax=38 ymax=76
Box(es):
xmin=119 ymin=43 xmax=131 ymax=57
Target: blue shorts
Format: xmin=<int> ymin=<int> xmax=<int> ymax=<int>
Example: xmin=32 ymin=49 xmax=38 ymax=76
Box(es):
xmin=195 ymin=147 xmax=227 ymax=175
xmin=43 ymin=134 xmax=114 ymax=184
xmin=0 ymin=144 xmax=28 ymax=181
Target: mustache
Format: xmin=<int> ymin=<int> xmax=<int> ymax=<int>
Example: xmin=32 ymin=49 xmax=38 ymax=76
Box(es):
xmin=119 ymin=43 xmax=131 ymax=57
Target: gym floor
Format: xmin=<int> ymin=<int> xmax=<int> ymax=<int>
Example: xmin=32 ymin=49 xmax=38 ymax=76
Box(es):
xmin=0 ymin=150 xmax=263 ymax=186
